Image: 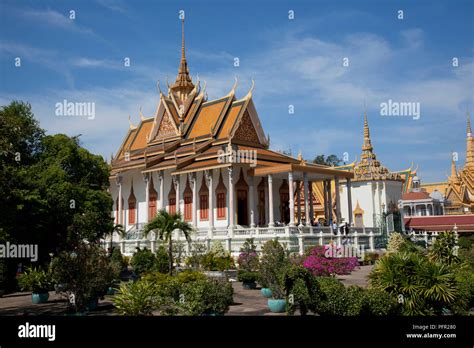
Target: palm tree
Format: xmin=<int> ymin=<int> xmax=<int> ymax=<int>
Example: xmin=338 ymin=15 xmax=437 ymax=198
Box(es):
xmin=143 ymin=210 xmax=193 ymax=275
xmin=105 ymin=224 xmax=125 ymax=251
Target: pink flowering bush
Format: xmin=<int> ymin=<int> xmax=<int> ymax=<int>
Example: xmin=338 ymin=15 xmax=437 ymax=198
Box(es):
xmin=303 ymin=246 xmax=359 ymax=277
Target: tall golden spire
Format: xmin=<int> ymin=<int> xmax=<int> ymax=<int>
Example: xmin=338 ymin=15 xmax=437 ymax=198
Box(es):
xmin=466 ymin=113 xmax=474 ymax=168
xmin=170 ymin=18 xmax=194 ymax=103
xmin=353 ymin=110 xmax=401 ymax=182
xmin=362 ymin=110 xmax=373 ymax=153
xmin=451 ymin=156 xmax=458 ymax=178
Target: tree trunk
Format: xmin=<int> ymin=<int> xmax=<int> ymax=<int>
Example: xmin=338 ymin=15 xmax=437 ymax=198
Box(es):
xmin=168 ymin=238 xmax=173 ymax=275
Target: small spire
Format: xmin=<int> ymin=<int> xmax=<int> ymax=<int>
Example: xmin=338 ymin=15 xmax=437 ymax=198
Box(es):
xmin=451 ymin=156 xmax=457 ymax=178
xmin=467 ymin=112 xmax=472 ymax=136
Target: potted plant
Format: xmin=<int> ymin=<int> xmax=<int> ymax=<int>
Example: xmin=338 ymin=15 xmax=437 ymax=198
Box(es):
xmin=237 ymin=270 xmax=259 ymax=289
xmin=267 ymin=270 xmax=287 ymax=313
xmin=18 ymin=267 xmax=52 ymax=304
xmin=259 ymin=240 xmax=288 ymax=298
xmin=237 ymin=238 xmax=259 ymax=289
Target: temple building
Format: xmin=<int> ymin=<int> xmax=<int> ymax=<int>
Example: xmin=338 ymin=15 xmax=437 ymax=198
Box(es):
xmin=337 ymin=112 xmax=407 ymax=228
xmin=420 ymin=116 xmax=474 ymax=215
xmin=108 ymin=21 xmax=355 ymax=254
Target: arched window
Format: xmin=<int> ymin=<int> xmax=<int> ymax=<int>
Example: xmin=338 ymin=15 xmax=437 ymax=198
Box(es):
xmin=148 ymin=175 xmax=157 ymax=221
xmin=183 ymin=177 xmax=193 ymax=221
xmin=216 ymin=171 xmax=227 ymax=219
xmin=128 ymin=181 xmax=136 ymax=225
xmin=168 ymin=183 xmax=176 ymax=214
xmin=199 ymin=176 xmax=209 ymax=220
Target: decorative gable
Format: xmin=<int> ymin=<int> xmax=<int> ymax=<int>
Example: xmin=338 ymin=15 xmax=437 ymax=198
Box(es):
xmin=233 ymin=110 xmax=260 ymax=144
xmin=155 ymin=112 xmax=178 ymax=140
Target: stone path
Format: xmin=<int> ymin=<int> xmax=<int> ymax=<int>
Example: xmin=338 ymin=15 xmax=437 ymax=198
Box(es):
xmin=336 ymin=265 xmax=374 ymax=288
xmin=226 ymin=282 xmax=284 ymax=316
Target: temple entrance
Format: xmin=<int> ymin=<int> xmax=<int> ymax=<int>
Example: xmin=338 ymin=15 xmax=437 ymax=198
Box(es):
xmin=237 ymin=189 xmax=248 ymax=225
xmin=235 ymin=168 xmax=249 ymax=226
xmin=279 ymin=179 xmax=290 ymax=224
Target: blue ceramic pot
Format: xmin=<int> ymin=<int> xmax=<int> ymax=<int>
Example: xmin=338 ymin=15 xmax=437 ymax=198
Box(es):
xmin=261 ymin=288 xmax=272 ymax=298
xmin=32 ymin=292 xmax=49 ymax=304
xmin=85 ymin=298 xmax=98 ymax=311
xmin=267 ymin=299 xmax=286 ymax=313
xmin=242 ymin=281 xmax=257 ymax=290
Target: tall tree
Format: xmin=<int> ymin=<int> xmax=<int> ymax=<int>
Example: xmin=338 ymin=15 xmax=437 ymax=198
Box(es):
xmin=0 ymin=101 xmax=113 ymax=266
xmin=312 ymin=154 xmax=342 ymax=166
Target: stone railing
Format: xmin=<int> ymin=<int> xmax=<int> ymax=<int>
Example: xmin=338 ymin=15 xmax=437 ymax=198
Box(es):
xmin=105 ymin=225 xmax=385 ymax=256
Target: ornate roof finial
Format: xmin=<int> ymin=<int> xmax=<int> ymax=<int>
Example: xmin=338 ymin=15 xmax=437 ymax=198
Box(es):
xmin=245 ymin=79 xmax=254 ymax=100
xmin=128 ymin=114 xmax=136 ymax=129
xmin=297 ymin=150 xmax=303 ymax=161
xmin=157 ymin=80 xmax=163 ymax=95
xmin=139 ymin=106 xmax=145 ymax=121
xmin=230 ymin=76 xmax=238 ymax=94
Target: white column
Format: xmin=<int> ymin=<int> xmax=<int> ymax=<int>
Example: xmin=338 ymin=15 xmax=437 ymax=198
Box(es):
xmin=159 ymin=171 xmax=164 ymax=210
xmin=346 ymin=178 xmax=353 ymax=225
xmin=308 ymin=181 xmax=314 ymax=225
xmin=117 ymin=175 xmax=123 ymax=225
xmin=228 ymin=168 xmax=234 ymax=229
xmin=297 ymin=181 xmax=302 ymax=225
xmin=303 ymin=173 xmax=310 ymax=226
xmin=249 ymin=175 xmax=256 ymax=228
xmin=268 ymin=174 xmax=274 ymax=227
xmin=327 ymin=179 xmax=333 ymax=223
xmin=175 ymin=175 xmax=181 ymax=213
xmin=206 ymin=170 xmax=214 ymax=231
xmin=191 ymin=173 xmax=197 ymax=227
xmin=288 ymin=172 xmax=295 ymax=227
xmin=335 ymin=176 xmax=341 ymax=224
xmin=143 ymin=173 xmax=149 ymax=222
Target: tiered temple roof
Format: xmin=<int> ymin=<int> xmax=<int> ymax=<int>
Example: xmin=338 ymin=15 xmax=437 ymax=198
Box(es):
xmin=110 ymin=20 xmax=352 ymax=182
xmin=421 ymin=115 xmax=474 ymax=213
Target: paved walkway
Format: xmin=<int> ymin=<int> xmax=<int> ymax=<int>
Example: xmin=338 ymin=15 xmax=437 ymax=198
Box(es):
xmin=0 ymin=267 xmax=373 ymax=316
xmin=336 ymin=265 xmax=374 ymax=288
xmin=226 ymin=283 xmax=284 ymax=316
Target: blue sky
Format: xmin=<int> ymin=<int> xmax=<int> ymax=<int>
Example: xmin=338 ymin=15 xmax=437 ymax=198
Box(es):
xmin=1 ymin=0 xmax=473 ymax=182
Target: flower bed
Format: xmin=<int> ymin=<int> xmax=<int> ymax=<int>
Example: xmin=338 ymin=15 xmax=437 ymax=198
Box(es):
xmin=303 ymin=246 xmax=359 ymax=276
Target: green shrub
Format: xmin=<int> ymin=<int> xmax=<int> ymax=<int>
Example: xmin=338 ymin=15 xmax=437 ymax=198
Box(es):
xmin=175 ymin=270 xmax=206 ymax=284
xmin=283 ymin=265 xmax=320 ymax=315
xmin=141 ymin=272 xmax=172 ymax=284
xmin=155 ymin=246 xmax=170 ymax=274
xmin=429 ymin=231 xmax=460 ymax=265
xmin=450 ymin=263 xmax=474 ymax=314
xmin=51 ymin=243 xmax=114 ymax=312
xmin=458 ymin=234 xmax=474 ymax=250
xmin=179 ymin=279 xmax=233 ymax=315
xmin=202 ymin=252 xmax=234 ymax=271
xmin=18 ymin=267 xmax=52 ymax=293
xmin=369 ymin=252 xmax=458 ymax=315
xmin=345 ymin=285 xmax=364 ymax=315
xmin=110 ymin=248 xmax=126 ymax=279
xmin=387 ymin=233 xmax=406 ymax=254
xmin=131 ymin=248 xmax=156 ymax=275
xmin=114 ymin=280 xmax=158 ymax=316
xmin=259 ymin=239 xmax=288 ymax=289
xmin=237 ymin=270 xmax=259 ymax=283
xmin=315 ymin=277 xmax=349 ymax=316
xmin=361 ymin=288 xmax=398 ymax=316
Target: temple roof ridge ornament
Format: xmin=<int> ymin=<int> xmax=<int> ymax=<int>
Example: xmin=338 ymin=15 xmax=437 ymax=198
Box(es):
xmin=128 ymin=114 xmax=137 ymax=129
